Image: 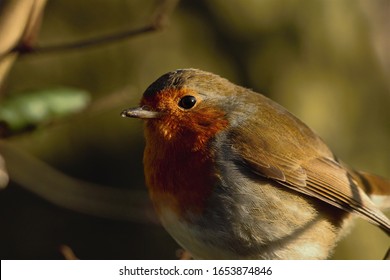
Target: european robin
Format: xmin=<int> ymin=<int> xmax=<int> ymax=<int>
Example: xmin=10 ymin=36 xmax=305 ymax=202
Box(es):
xmin=121 ymin=69 xmax=390 ymax=259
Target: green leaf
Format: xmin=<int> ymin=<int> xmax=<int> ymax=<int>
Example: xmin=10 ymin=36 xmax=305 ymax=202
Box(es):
xmin=0 ymin=87 xmax=91 ymax=132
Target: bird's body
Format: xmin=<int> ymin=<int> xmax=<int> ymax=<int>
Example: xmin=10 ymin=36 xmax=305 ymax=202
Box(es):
xmin=122 ymin=69 xmax=390 ymax=259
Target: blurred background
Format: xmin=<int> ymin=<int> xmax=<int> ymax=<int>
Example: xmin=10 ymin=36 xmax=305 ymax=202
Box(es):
xmin=0 ymin=0 xmax=389 ymax=259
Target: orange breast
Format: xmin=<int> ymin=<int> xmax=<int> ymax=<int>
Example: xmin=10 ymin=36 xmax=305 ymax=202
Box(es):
xmin=142 ymin=105 xmax=228 ymax=218
xmin=144 ymin=141 xmax=216 ymax=217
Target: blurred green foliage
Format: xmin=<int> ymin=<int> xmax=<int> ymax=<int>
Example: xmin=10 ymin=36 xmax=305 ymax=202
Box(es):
xmin=0 ymin=88 xmax=90 ymax=132
xmin=0 ymin=0 xmax=389 ymax=259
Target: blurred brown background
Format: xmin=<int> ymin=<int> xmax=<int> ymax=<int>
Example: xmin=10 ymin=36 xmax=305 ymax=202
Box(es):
xmin=0 ymin=0 xmax=389 ymax=259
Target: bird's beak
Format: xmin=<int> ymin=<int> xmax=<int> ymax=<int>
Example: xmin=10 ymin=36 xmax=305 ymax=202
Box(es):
xmin=121 ymin=106 xmax=162 ymax=119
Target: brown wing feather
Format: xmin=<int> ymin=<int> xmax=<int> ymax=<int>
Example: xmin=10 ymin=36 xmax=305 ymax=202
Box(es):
xmin=229 ymin=92 xmax=390 ymax=234
xmin=303 ymin=158 xmax=390 ymax=232
xmin=236 ymin=144 xmax=390 ymax=234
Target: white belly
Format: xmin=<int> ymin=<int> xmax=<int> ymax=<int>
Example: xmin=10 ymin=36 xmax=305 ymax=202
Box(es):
xmin=158 ymin=207 xmax=237 ymax=259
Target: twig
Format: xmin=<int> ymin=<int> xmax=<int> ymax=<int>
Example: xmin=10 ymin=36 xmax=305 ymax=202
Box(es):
xmin=0 ymin=140 xmax=159 ymax=224
xmin=0 ymin=0 xmax=47 ymax=89
xmin=176 ymin=249 xmax=193 ymax=260
xmin=14 ymin=25 xmax=155 ymax=54
xmin=0 ymin=154 xmax=9 ymax=188
xmin=10 ymin=0 xmax=180 ymax=56
xmin=384 ymin=247 xmax=390 ymax=260
xmin=59 ymin=245 xmax=79 ymax=260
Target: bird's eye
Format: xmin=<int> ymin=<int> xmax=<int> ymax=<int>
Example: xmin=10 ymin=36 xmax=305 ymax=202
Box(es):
xmin=178 ymin=95 xmax=197 ymax=109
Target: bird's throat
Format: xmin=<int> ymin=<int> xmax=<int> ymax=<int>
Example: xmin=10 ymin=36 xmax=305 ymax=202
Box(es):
xmin=143 ymin=128 xmax=219 ymax=218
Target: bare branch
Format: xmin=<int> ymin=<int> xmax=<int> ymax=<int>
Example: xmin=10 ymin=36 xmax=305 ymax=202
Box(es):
xmin=0 ymin=0 xmax=47 ymax=89
xmin=59 ymin=245 xmax=79 ymax=260
xmin=20 ymin=0 xmax=48 ymax=48
xmin=384 ymin=247 xmax=390 ymax=260
xmin=0 ymin=154 xmax=9 ymax=188
xmin=13 ymin=0 xmax=180 ymax=55
xmin=0 ymin=140 xmax=159 ymax=224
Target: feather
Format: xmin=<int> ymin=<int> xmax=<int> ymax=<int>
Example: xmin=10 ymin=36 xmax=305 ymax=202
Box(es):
xmin=228 ymin=92 xmax=390 ymax=235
